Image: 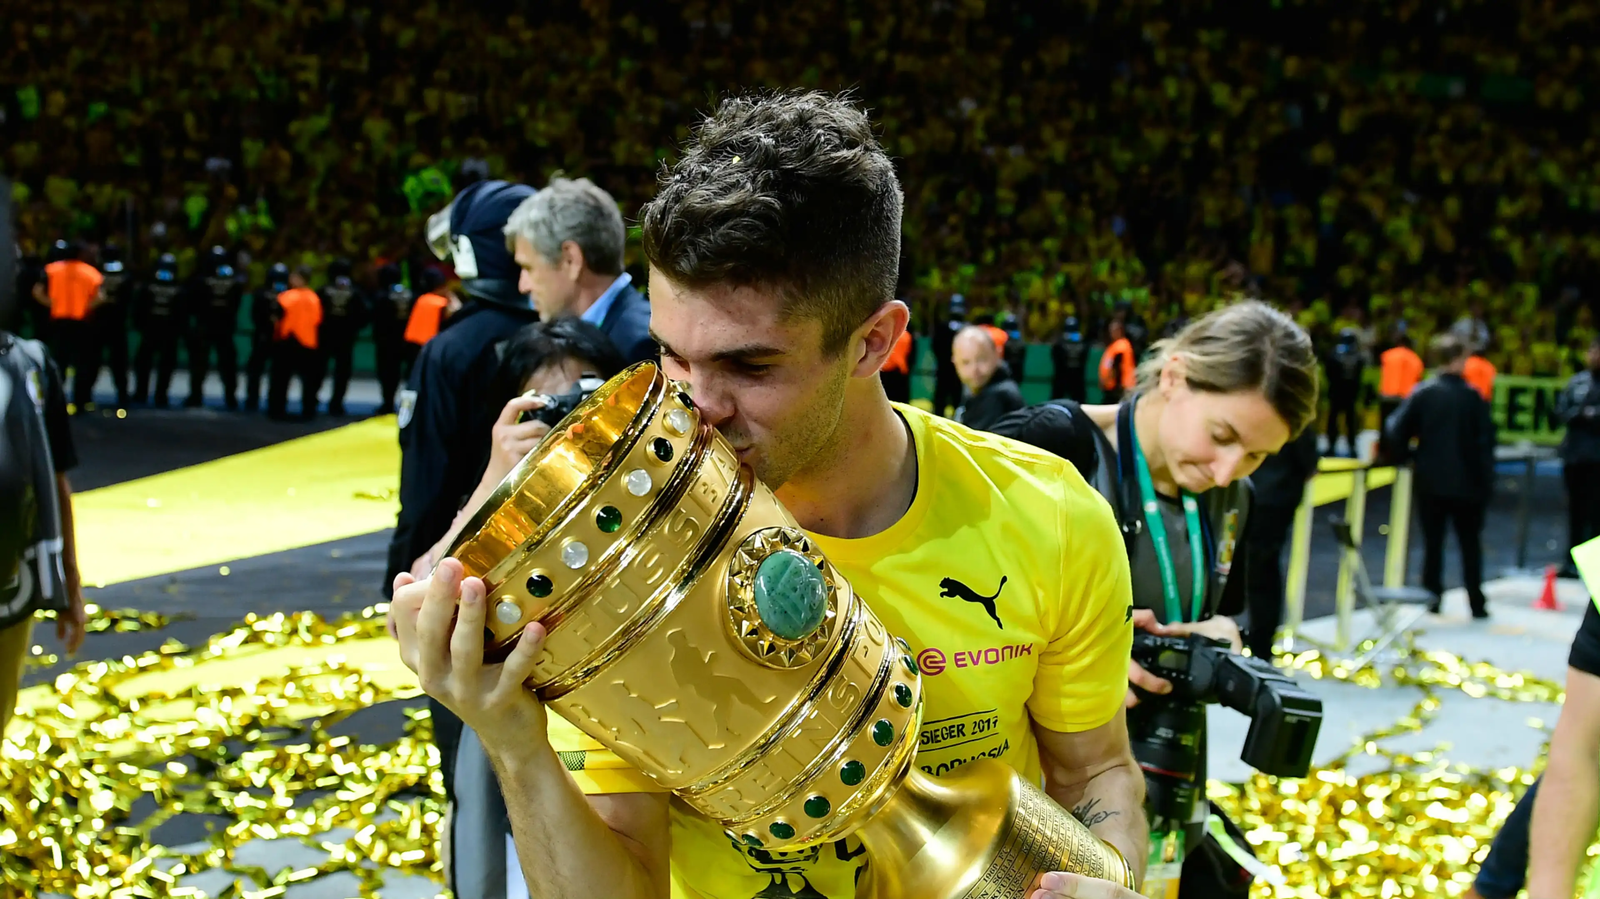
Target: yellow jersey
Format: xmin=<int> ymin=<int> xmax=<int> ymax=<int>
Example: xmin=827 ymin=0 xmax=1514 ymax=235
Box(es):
xmin=545 ymin=404 xmax=1134 ymax=899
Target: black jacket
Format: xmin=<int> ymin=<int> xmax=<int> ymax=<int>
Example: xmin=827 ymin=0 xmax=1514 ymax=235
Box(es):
xmin=955 ymin=365 xmax=1025 ymax=432
xmin=1384 ymin=372 xmax=1497 ymax=502
xmin=1249 ymin=425 xmax=1320 ymax=508
xmin=598 ymin=283 xmax=655 ymax=365
xmin=1558 ymin=370 xmax=1600 ymax=465
xmin=388 ymin=299 xmax=540 ymax=590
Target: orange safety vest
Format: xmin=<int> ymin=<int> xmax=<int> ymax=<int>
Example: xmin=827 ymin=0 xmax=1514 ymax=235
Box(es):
xmin=275 ymin=287 xmax=322 ymax=349
xmin=1378 ymin=346 xmax=1424 ymax=399
xmin=44 ymin=259 xmax=103 ymax=321
xmin=1463 ymin=354 xmax=1496 ymax=402
xmin=882 ymin=330 xmax=913 ymax=375
xmin=1099 ymin=337 xmax=1136 ymax=391
xmin=404 ymin=292 xmax=450 ymax=346
xmin=981 ymin=324 xmax=1009 ymax=353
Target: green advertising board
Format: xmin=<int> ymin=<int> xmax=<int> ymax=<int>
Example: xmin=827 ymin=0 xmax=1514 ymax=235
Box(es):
xmin=1492 ymin=374 xmax=1568 ymax=446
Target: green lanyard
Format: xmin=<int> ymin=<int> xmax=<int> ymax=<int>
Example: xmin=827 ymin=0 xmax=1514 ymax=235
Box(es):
xmin=1128 ymin=405 xmax=1208 ymax=623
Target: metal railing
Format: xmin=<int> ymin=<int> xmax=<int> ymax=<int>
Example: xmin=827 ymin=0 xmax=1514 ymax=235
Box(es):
xmin=1281 ymin=459 xmax=1413 ymax=653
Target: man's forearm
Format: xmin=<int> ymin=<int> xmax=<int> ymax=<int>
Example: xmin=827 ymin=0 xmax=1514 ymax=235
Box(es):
xmin=56 ymin=475 xmax=80 ymax=585
xmin=490 ymin=742 xmax=667 ymax=899
xmin=1051 ymin=759 xmax=1149 ymax=885
xmin=1527 ymin=749 xmax=1600 ymax=898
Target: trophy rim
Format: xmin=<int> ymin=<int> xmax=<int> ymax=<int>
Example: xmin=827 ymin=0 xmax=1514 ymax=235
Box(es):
xmin=444 ymin=360 xmax=668 ymax=581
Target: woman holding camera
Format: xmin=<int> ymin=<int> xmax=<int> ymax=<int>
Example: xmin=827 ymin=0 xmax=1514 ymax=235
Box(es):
xmin=995 ymin=300 xmax=1320 ymax=899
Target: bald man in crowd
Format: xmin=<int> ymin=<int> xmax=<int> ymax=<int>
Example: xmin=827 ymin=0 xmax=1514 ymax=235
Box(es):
xmin=952 ymin=324 xmax=1024 ymax=431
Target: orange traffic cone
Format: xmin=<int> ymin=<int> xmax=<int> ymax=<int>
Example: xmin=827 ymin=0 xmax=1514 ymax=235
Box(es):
xmin=1535 ymin=564 xmax=1563 ymax=611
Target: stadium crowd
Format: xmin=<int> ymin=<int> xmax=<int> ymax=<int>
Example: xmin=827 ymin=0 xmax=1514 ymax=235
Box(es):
xmin=4 ymin=0 xmax=1600 ymax=406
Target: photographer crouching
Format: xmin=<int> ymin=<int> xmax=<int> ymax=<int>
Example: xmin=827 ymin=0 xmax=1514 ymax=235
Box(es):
xmin=994 ymin=301 xmax=1324 ymax=898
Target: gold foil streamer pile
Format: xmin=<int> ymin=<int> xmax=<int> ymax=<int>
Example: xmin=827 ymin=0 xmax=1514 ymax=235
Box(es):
xmin=1208 ymin=638 xmax=1570 ymax=898
xmin=0 ymin=606 xmax=1581 ymax=899
xmin=0 ymin=604 xmax=444 ymax=898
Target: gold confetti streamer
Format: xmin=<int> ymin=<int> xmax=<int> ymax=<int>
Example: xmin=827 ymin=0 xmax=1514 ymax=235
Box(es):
xmin=0 ymin=613 xmax=1583 ymax=898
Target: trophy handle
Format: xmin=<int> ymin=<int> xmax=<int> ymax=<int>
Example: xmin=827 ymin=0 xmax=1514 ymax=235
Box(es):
xmin=853 ymin=759 xmax=1134 ymax=899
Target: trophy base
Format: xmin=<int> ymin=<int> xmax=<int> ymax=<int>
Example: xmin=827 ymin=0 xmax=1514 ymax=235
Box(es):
xmin=854 ymin=758 xmax=1134 ymax=899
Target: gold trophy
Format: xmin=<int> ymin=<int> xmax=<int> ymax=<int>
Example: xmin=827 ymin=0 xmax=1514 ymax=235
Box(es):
xmin=446 ymin=363 xmax=1135 ymax=897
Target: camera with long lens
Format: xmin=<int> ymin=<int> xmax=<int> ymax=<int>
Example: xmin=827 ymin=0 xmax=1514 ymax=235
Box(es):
xmin=518 ymin=375 xmax=607 ymax=426
xmin=1129 ymin=633 xmax=1323 ymax=825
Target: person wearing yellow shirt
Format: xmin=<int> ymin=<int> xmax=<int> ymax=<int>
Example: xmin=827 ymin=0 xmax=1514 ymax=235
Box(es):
xmin=388 ymin=91 xmax=1146 ymax=899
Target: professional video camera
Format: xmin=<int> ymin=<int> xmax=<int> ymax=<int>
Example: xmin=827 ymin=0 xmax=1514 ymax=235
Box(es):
xmin=1129 ymin=633 xmax=1323 ymax=826
xmin=517 ymin=375 xmax=607 ymax=427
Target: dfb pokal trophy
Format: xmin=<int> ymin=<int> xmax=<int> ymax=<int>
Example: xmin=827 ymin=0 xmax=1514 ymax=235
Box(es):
xmin=445 ymin=362 xmax=1135 ymax=898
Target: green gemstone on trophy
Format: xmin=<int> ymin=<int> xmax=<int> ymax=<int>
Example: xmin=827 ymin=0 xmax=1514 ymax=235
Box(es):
xmin=752 ymin=550 xmax=828 ymax=640
xmin=741 ymin=833 xmax=763 ymax=848
xmin=902 ymin=654 xmax=918 ymax=675
xmin=596 ymin=505 xmax=623 ymax=533
xmin=804 ymin=795 xmax=831 ymax=819
xmin=768 ymin=821 xmax=796 ymax=840
xmin=839 ymin=760 xmax=866 ymax=786
xmin=526 ymin=574 xmax=553 ymax=598
xmin=894 ymin=683 xmax=913 ymax=708
xmin=652 ymin=437 xmax=674 ymax=461
xmin=872 ymin=719 xmax=894 ymax=746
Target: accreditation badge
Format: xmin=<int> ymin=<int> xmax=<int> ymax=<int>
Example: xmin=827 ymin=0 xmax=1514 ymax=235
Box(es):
xmin=1216 ymin=508 xmax=1239 ymax=577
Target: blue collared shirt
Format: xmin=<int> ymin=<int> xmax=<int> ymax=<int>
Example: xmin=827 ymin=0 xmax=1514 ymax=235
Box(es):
xmin=579 ymin=273 xmax=633 ymax=328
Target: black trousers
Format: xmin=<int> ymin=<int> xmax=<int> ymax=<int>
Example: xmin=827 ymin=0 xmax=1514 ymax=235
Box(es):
xmin=1243 ymin=502 xmax=1298 ymax=659
xmin=267 ymin=341 xmax=321 ymax=419
xmin=1326 ymin=388 xmax=1359 ymax=455
xmin=374 ymin=332 xmax=412 ymax=412
xmin=133 ymin=323 xmax=182 ymax=405
xmin=90 ymin=309 xmax=130 ymax=403
xmin=243 ymin=332 xmax=273 ymax=409
xmin=189 ymin=317 xmax=239 ymax=406
xmin=1566 ymin=462 xmax=1600 ymax=560
xmin=50 ymin=318 xmax=100 ymax=409
xmin=1417 ymin=493 xmax=1488 ymax=613
xmin=934 ymin=361 xmax=962 ymax=417
xmin=322 ymin=327 xmax=357 ymax=412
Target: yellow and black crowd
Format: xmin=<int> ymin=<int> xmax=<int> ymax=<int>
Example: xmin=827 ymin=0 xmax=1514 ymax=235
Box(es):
xmin=6 ymin=0 xmax=1600 ymax=386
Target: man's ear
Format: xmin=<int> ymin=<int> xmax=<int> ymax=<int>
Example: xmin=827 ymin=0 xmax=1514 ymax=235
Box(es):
xmin=851 ymin=300 xmax=911 ymax=379
xmin=560 ymin=240 xmax=586 ymax=279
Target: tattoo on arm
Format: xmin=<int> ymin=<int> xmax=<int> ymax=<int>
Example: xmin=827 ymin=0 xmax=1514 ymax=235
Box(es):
xmin=1071 ymin=797 xmax=1120 ymax=828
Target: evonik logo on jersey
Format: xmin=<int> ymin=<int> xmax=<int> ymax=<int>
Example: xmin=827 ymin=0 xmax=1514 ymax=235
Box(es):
xmin=915 ymin=642 xmax=1034 ymax=676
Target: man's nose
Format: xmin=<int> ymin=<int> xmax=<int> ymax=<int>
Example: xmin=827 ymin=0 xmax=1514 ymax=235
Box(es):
xmin=685 ymin=377 xmax=735 ymax=429
xmin=518 ymin=269 xmax=534 ymax=296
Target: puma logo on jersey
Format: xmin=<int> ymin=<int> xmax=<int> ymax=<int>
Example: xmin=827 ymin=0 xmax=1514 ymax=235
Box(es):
xmin=939 ymin=576 xmax=1007 ymax=629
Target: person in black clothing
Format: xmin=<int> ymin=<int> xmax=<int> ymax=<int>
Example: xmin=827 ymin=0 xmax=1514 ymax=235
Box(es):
xmin=132 ymin=254 xmax=187 ymax=407
xmin=1240 ymin=424 xmax=1319 ymax=659
xmin=187 ymin=246 xmax=244 ymax=409
xmin=932 ymin=293 xmax=966 ymax=417
xmin=243 ymin=263 xmax=289 ymax=412
xmin=91 ymin=244 xmax=134 ymax=407
xmin=1384 ymin=333 xmax=1497 ymax=618
xmin=372 ymin=263 xmax=413 ymax=415
xmin=387 ymin=179 xmax=540 ymax=899
xmin=990 ymin=300 xmax=1322 ymax=898
xmin=1323 ymin=328 xmax=1366 ymax=457
xmin=1556 ymin=336 xmax=1600 ymax=578
xmin=317 ymin=258 xmax=368 ymax=416
xmin=952 ymin=324 xmax=1024 ymax=431
xmin=1052 ymin=315 xmax=1089 ymax=402
xmin=1465 ymin=592 xmax=1600 ymax=899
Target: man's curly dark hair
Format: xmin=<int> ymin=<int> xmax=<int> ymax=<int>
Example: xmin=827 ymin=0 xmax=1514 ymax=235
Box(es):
xmin=640 ymin=90 xmax=904 ymax=355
